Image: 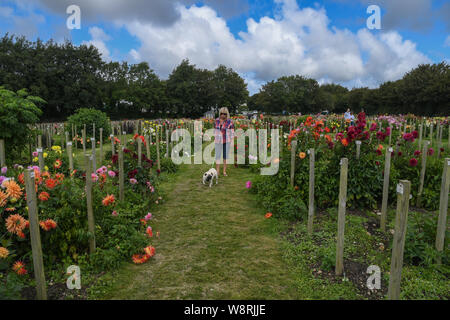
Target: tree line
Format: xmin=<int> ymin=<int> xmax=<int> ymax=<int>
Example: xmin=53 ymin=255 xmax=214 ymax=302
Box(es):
xmin=0 ymin=34 xmax=248 ymax=120
xmin=0 ymin=33 xmax=448 ymax=120
xmin=249 ymin=62 xmax=449 ymax=116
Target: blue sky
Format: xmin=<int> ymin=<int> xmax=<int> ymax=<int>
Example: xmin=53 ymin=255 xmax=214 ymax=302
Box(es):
xmin=0 ymin=0 xmax=449 ymax=94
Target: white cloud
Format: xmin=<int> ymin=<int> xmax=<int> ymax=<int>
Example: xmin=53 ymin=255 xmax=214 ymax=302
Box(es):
xmin=122 ymin=0 xmax=430 ymax=94
xmin=82 ymin=27 xmax=112 ymax=61
xmin=0 ymin=5 xmax=45 ymax=39
xmin=445 ymin=36 xmax=450 ymax=47
xmin=0 ymin=6 xmax=14 ymax=17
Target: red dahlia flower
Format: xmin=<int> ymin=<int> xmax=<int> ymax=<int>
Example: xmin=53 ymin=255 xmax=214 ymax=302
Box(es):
xmin=409 ymin=158 xmax=418 ymax=167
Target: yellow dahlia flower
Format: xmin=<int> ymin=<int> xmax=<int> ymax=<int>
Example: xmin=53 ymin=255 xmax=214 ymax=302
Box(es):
xmin=0 ymin=247 xmax=9 ymax=259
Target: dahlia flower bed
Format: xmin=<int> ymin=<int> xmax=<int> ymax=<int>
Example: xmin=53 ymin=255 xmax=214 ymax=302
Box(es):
xmin=251 ymin=112 xmax=449 ymax=216
xmin=0 ymin=135 xmax=171 ymax=299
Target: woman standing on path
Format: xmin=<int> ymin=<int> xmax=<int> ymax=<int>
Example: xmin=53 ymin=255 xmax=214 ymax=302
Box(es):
xmin=215 ymin=107 xmax=234 ymax=177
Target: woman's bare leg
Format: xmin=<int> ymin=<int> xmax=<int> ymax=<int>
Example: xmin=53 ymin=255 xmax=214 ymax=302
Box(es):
xmin=223 ymin=160 xmax=227 ymax=175
xmin=216 ymin=162 xmax=220 ymax=176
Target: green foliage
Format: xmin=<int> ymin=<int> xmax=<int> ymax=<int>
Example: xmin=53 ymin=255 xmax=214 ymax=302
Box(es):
xmin=402 ymin=211 xmax=449 ymax=267
xmin=67 ymin=108 xmax=111 ymax=141
xmin=0 ymin=272 xmax=27 ymax=300
xmin=318 ymin=244 xmax=336 ymax=271
xmin=0 ymin=86 xmax=44 ymax=162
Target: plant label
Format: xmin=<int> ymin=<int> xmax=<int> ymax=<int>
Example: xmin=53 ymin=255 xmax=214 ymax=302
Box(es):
xmin=110 ymin=134 xmax=114 ymax=138
xmin=67 ymin=142 xmax=72 ymax=146
xmin=356 ymin=141 xmax=362 ymax=145
xmin=37 ymin=148 xmax=43 ymax=153
xmin=389 ymin=148 xmax=393 ymax=152
xmin=396 ymin=184 xmax=403 ymax=195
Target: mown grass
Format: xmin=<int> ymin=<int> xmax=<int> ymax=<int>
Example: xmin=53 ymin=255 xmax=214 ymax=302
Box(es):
xmin=89 ymin=163 xmax=305 ymax=299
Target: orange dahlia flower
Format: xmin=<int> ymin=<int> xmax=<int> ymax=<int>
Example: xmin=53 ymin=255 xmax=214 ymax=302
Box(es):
xmin=38 ymin=191 xmax=50 ymax=201
xmin=132 ymin=254 xmax=150 ymax=264
xmin=341 ymin=138 xmax=349 ymax=147
xmin=3 ymin=180 xmax=23 ymax=200
xmin=5 ymin=214 xmax=27 ymax=235
xmin=265 ymin=212 xmax=273 ymax=219
xmin=18 ymin=173 xmax=25 ymax=184
xmin=12 ymin=261 xmax=27 ymax=275
xmin=45 ymin=178 xmax=57 ymax=190
xmin=39 ymin=219 xmax=57 ymax=231
xmin=144 ymin=246 xmax=156 ymax=257
xmin=299 ymin=152 xmax=306 ymax=159
xmin=102 ymin=194 xmax=115 ymax=206
xmin=0 ymin=190 xmax=8 ymax=207
xmin=55 ymin=173 xmax=65 ymax=182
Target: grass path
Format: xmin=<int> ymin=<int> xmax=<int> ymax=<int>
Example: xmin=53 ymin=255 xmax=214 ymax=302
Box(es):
xmin=96 ymin=163 xmax=302 ymax=299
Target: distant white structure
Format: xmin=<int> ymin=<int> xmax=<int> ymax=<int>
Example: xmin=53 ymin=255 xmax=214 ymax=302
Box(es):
xmin=205 ymin=109 xmax=215 ymax=119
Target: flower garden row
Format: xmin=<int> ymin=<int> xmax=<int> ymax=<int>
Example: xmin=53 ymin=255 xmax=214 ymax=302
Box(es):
xmin=245 ymin=112 xmax=448 ymax=298
xmin=0 ymin=116 xmax=180 ymax=299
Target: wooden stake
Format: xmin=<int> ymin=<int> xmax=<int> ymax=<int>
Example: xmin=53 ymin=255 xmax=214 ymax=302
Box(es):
xmin=91 ymin=138 xmax=96 ymax=172
xmin=24 ymin=169 xmax=47 ymax=300
xmin=0 ymin=139 xmax=5 ymax=167
xmin=307 ymin=148 xmax=315 ymax=235
xmin=437 ymin=125 xmax=443 ymax=158
xmin=156 ymin=126 xmax=161 ymax=171
xmin=381 ymin=146 xmax=393 ymax=232
xmin=145 ymin=135 xmax=150 ymax=160
xmin=82 ymin=125 xmax=86 ymax=153
xmin=67 ymin=141 xmax=73 ymax=172
xmin=84 ymin=155 xmax=96 ymax=254
xmin=417 ymin=141 xmax=430 ymax=207
xmin=388 ymin=180 xmax=411 ymax=300
xmin=356 ymin=140 xmax=361 ymax=160
xmin=430 ymin=124 xmax=433 ymax=146
xmin=388 ymin=125 xmax=392 ymax=146
xmin=435 ymin=158 xmax=450 ymax=264
xmin=65 ymin=131 xmax=69 ymax=151
xmin=99 ymin=128 xmax=103 ymax=165
xmin=111 ymin=134 xmax=115 ymax=156
xmin=138 ymin=137 xmax=142 ymax=167
xmin=290 ymin=140 xmax=297 ymax=187
xmin=38 ymin=147 xmax=44 ymax=173
xmin=75 ymin=125 xmax=78 ymax=150
xmin=336 ymin=158 xmax=348 ymax=276
xmin=418 ymin=124 xmax=423 ymax=151
xmin=165 ymin=125 xmax=169 ymax=158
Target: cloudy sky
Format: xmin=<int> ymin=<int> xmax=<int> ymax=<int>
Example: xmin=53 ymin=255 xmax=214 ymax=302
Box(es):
xmin=0 ymin=0 xmax=448 ymax=94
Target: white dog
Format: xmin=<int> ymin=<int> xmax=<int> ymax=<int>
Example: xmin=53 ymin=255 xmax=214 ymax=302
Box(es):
xmin=202 ymin=168 xmax=218 ymax=187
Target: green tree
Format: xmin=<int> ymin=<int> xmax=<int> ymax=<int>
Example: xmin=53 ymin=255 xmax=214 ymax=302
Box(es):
xmin=0 ymin=87 xmax=44 ymax=161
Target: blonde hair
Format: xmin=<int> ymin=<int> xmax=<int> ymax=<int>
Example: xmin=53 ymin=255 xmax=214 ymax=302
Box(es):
xmin=219 ymin=107 xmax=230 ymax=119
